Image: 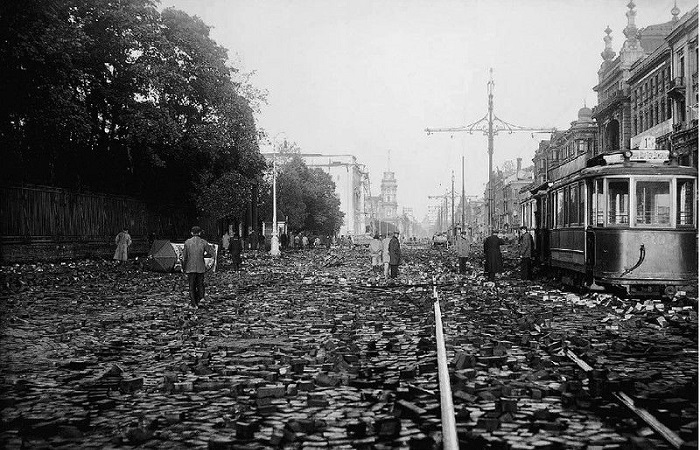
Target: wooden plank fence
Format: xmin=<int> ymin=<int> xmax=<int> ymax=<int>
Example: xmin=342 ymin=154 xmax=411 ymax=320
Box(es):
xmin=1 ymin=185 xmax=218 ymax=263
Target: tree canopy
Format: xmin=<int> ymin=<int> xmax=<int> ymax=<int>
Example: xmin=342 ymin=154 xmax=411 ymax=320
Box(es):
xmin=0 ymin=0 xmax=264 ymax=217
xmin=259 ymin=145 xmax=344 ymax=236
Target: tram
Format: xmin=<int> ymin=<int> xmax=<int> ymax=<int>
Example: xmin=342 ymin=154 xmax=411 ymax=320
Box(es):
xmin=522 ymin=149 xmax=697 ymax=297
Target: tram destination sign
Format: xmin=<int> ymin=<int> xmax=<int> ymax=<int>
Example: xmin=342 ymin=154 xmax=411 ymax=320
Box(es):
xmin=630 ymin=149 xmax=669 ymax=161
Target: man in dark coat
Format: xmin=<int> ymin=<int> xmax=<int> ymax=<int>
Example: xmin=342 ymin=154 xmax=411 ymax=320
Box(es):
xmin=280 ymin=232 xmax=289 ymax=250
xmin=183 ymin=226 xmax=215 ymax=308
xmin=518 ymin=225 xmax=535 ymax=280
xmin=229 ymin=233 xmax=242 ymax=271
xmin=388 ymin=231 xmax=401 ymax=279
xmin=483 ymin=230 xmax=505 ymax=281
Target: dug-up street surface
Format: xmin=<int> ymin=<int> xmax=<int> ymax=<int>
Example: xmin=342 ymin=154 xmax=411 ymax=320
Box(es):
xmin=0 ymin=244 xmax=697 ymax=449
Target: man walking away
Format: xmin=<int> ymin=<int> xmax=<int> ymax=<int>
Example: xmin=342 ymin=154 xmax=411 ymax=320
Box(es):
xmin=113 ymin=227 xmax=132 ymax=266
xmin=183 ymin=226 xmax=215 ymax=308
xmin=518 ymin=225 xmax=534 ymax=280
xmin=455 ymin=231 xmax=470 ymax=274
xmin=229 ymin=233 xmax=242 ymax=271
xmin=483 ymin=230 xmax=505 ymax=282
xmin=369 ymin=234 xmax=383 ymax=273
xmin=388 ymin=231 xmax=401 ymax=279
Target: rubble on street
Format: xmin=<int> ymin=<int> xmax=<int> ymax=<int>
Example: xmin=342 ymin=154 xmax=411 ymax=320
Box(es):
xmin=0 ymin=245 xmax=697 ymax=449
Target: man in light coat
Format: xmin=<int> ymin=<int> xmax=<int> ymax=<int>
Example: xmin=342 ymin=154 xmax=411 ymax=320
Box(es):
xmin=455 ymin=231 xmax=471 ymax=274
xmin=183 ymin=226 xmax=215 ymax=308
xmin=113 ymin=227 xmax=131 ymax=265
xmin=369 ymin=234 xmax=383 ymax=273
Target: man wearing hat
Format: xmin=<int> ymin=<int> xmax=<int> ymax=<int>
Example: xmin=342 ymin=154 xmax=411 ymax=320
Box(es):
xmin=388 ymin=231 xmax=401 ymax=279
xmin=182 ymin=226 xmax=215 ymax=308
xmin=518 ymin=225 xmax=535 ymax=280
xmin=455 ymin=230 xmax=471 ymax=274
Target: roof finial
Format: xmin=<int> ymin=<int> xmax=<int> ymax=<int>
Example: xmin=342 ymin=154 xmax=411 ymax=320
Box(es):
xmin=672 ymin=0 xmax=680 ymax=22
xmin=623 ymin=1 xmax=639 ymax=48
xmin=601 ymin=26 xmax=616 ymax=62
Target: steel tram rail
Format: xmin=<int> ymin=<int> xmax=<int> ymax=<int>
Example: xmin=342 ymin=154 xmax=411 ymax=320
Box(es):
xmin=432 ymin=276 xmax=459 ymax=449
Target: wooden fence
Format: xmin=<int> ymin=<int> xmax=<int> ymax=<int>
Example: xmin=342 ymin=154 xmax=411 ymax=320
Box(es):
xmin=0 ymin=185 xmax=218 ymax=263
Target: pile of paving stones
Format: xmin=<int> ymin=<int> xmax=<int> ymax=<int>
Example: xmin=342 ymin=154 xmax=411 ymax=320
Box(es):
xmin=0 ymin=244 xmax=696 ymax=449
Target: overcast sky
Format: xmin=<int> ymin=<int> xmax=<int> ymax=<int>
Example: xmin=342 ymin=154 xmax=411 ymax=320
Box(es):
xmin=161 ymin=0 xmax=695 ymax=220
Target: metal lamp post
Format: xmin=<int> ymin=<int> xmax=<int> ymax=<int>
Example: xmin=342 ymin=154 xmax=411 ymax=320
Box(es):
xmin=270 ymin=153 xmax=280 ymax=257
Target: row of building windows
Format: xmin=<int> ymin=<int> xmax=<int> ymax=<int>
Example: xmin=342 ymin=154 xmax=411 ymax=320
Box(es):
xmin=632 ymin=66 xmax=671 ymax=107
xmin=549 ymin=138 xmax=595 ymax=164
xmin=632 ymin=99 xmax=673 ymax=135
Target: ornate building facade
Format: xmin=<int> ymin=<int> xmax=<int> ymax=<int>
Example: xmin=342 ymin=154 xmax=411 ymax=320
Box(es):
xmin=592 ymin=1 xmax=685 ymax=156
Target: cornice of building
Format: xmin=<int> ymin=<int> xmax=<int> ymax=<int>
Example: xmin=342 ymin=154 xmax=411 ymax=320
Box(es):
xmin=666 ymin=6 xmax=699 ymax=44
xmin=628 ymin=45 xmax=671 ymax=83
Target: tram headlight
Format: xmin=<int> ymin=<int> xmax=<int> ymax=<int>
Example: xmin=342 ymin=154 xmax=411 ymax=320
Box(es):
xmin=622 ymin=150 xmax=633 ymax=159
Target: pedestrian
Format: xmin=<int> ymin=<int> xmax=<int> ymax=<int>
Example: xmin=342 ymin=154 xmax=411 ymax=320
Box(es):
xmin=455 ymin=231 xmax=470 ymax=274
xmin=302 ymin=234 xmax=309 ymax=250
xmin=113 ymin=227 xmax=132 ymax=266
xmin=230 ymin=232 xmax=242 ymax=271
xmin=222 ymin=229 xmax=231 ymax=257
xmin=483 ymin=230 xmax=505 ymax=281
xmin=294 ymin=233 xmax=300 ymax=249
xmin=347 ymin=234 xmax=354 ymax=249
xmin=147 ymin=232 xmax=156 ymax=252
xmin=388 ymin=231 xmax=401 ymax=279
xmin=326 ymin=235 xmax=332 ymax=249
xmin=280 ymin=232 xmax=289 ymax=250
xmin=369 ymin=234 xmax=382 ymax=273
xmin=182 ymin=226 xmax=215 ymax=308
xmin=518 ymin=225 xmax=535 ymax=280
xmin=382 ymin=233 xmax=392 ymax=279
xmin=314 ymin=236 xmax=321 ymax=248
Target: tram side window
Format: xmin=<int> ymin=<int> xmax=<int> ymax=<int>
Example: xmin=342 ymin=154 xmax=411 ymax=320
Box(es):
xmin=636 ymin=181 xmax=670 ymax=226
xmin=608 ymin=180 xmax=629 ymax=225
xmin=590 ymin=179 xmax=604 ymax=226
xmin=568 ymin=185 xmax=578 ymax=225
xmin=556 ymin=190 xmax=564 ymax=228
xmin=677 ymin=179 xmax=695 ymax=226
xmin=579 ymin=183 xmax=585 ymax=225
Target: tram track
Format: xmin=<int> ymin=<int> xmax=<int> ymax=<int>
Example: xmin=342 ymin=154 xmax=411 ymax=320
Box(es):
xmin=424 ymin=271 xmax=696 ymax=449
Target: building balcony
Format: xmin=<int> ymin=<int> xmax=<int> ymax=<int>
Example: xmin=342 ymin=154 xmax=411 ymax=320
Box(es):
xmin=592 ymin=88 xmax=629 ymax=119
xmin=667 ymin=77 xmax=686 ymax=99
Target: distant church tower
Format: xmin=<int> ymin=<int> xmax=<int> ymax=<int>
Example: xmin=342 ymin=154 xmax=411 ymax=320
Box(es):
xmin=380 ymin=151 xmax=398 ymax=220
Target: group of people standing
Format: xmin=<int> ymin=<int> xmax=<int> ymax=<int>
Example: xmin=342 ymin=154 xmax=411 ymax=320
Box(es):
xmin=482 ymin=226 xmax=535 ymax=282
xmin=114 ymin=223 xmax=536 ymax=309
xmin=369 ymin=231 xmax=402 ymax=279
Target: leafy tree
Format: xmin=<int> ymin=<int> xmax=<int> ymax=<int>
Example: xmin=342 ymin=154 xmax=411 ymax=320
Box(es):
xmin=0 ymin=0 xmax=265 ymax=220
xmin=259 ymin=149 xmax=343 ymax=235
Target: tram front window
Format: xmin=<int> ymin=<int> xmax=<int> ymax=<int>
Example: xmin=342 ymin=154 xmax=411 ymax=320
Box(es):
xmin=677 ymin=179 xmax=695 ymax=226
xmin=608 ymin=180 xmax=629 ymax=225
xmin=636 ymin=181 xmax=670 ymax=226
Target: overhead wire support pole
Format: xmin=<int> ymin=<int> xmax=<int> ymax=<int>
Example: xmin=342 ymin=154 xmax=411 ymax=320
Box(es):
xmin=425 ymin=68 xmax=556 ymax=233
xmin=451 ymin=171 xmax=455 ymax=236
